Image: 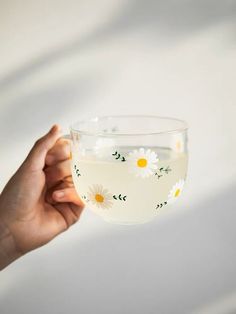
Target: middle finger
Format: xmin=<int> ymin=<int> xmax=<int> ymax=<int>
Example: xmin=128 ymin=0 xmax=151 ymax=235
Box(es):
xmin=45 ymin=159 xmax=71 ymax=188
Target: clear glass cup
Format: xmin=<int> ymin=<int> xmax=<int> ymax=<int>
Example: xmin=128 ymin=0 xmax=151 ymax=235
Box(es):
xmin=70 ymin=115 xmax=188 ymax=225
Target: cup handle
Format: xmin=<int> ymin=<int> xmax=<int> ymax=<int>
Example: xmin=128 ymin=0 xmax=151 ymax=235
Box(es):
xmin=62 ymin=134 xmax=71 ymax=140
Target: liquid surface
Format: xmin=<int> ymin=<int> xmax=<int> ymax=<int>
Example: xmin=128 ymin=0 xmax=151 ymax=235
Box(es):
xmin=71 ymin=146 xmax=188 ymax=224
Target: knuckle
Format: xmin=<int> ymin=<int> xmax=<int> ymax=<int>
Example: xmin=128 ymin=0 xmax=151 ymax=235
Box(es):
xmin=35 ymin=137 xmax=47 ymax=150
xmin=61 ymin=142 xmax=70 ymax=158
xmin=35 ymin=138 xmax=43 ymax=146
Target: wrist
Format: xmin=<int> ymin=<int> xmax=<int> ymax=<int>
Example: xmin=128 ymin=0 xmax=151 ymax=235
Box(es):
xmin=0 ymin=220 xmax=22 ymax=270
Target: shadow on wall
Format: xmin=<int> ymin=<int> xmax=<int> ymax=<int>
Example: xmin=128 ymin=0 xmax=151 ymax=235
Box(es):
xmin=0 ymin=0 xmax=235 ymax=91
xmin=0 ymin=73 xmax=104 ymax=148
xmin=1 ymin=182 xmax=236 ymax=314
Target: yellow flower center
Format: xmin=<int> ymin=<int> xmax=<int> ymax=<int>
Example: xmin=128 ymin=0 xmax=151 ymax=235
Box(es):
xmin=95 ymin=193 xmax=104 ymax=203
xmin=69 ymin=151 xmax=72 ymax=159
xmin=137 ymin=158 xmax=147 ymax=168
xmin=174 ymin=189 xmax=180 ymax=197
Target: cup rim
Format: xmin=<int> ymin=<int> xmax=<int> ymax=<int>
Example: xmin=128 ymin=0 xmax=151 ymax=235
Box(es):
xmin=70 ymin=115 xmax=188 ymax=137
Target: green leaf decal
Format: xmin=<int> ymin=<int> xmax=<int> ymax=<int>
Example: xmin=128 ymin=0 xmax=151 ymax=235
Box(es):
xmin=155 ymin=166 xmax=171 ymax=179
xmin=156 ymin=201 xmax=168 ymax=209
xmin=113 ymin=194 xmax=127 ymax=201
xmin=112 ymin=151 xmax=126 ymax=162
xmin=74 ymin=164 xmax=81 ymax=177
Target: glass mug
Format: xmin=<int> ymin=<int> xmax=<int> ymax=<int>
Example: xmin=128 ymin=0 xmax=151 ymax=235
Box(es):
xmin=70 ymin=115 xmax=188 ymax=225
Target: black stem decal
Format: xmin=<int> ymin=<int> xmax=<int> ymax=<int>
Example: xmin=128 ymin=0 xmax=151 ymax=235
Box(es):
xmin=156 ymin=201 xmax=168 ymax=209
xmin=82 ymin=195 xmax=89 ymax=202
xmin=113 ymin=194 xmax=127 ymax=201
xmin=155 ymin=166 xmax=171 ymax=179
xmin=74 ymin=164 xmax=81 ymax=177
xmin=112 ymin=151 xmax=126 ymax=162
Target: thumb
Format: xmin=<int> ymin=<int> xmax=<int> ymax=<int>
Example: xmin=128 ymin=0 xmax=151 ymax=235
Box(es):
xmin=24 ymin=125 xmax=61 ymax=171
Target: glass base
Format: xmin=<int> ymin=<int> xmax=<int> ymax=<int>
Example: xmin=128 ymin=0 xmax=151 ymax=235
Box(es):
xmin=102 ymin=216 xmax=155 ymax=225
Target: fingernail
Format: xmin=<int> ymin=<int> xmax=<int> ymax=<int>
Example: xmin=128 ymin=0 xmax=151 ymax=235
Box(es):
xmin=54 ymin=190 xmax=65 ymax=198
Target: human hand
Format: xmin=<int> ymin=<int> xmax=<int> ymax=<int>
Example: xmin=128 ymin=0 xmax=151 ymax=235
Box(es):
xmin=0 ymin=125 xmax=84 ymax=270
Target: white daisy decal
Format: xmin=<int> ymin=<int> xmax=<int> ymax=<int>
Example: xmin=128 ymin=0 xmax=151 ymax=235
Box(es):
xmin=171 ymin=134 xmax=185 ymax=153
xmin=168 ymin=179 xmax=185 ymax=203
xmin=127 ymin=148 xmax=159 ymax=178
xmin=87 ymin=184 xmax=113 ymax=209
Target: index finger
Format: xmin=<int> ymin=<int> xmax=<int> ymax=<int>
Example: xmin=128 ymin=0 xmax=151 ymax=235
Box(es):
xmin=45 ymin=138 xmax=71 ymax=166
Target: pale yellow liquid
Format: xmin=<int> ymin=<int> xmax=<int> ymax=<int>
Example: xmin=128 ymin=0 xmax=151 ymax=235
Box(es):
xmin=71 ymin=147 xmax=188 ymax=224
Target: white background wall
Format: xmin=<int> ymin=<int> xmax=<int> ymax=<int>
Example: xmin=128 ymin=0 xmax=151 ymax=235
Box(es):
xmin=0 ymin=1 xmax=236 ymax=313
